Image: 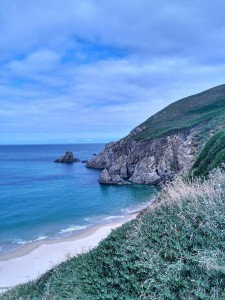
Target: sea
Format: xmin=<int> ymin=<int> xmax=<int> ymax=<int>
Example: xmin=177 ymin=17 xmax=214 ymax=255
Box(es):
xmin=0 ymin=144 xmax=157 ymax=255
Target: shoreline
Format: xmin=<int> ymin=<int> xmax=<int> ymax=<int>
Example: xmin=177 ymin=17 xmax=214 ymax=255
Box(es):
xmin=0 ymin=200 xmax=153 ymax=259
xmin=0 ymin=200 xmax=152 ymax=259
xmin=0 ymin=213 xmax=138 ymax=291
xmin=0 ymin=213 xmax=138 ymax=261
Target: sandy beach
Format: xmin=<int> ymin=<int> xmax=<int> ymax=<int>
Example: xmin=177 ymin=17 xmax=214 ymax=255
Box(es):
xmin=0 ymin=214 xmax=137 ymax=293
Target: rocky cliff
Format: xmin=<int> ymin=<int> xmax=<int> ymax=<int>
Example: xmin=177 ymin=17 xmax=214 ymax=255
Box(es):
xmin=86 ymin=128 xmax=198 ymax=184
xmin=86 ymin=84 xmax=225 ymax=185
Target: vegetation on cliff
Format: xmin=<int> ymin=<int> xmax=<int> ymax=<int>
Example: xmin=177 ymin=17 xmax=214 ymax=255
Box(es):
xmin=191 ymin=130 xmax=225 ymax=177
xmin=3 ymin=168 xmax=225 ymax=299
xmin=127 ymin=84 xmax=225 ymax=142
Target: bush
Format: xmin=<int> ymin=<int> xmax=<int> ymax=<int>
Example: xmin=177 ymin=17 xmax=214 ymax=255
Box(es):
xmin=191 ymin=130 xmax=225 ymax=177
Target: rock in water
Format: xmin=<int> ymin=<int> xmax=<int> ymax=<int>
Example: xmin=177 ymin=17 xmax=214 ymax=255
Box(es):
xmin=54 ymin=151 xmax=80 ymax=163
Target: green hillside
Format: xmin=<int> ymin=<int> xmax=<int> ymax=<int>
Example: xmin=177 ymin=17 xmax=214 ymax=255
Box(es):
xmin=128 ymin=84 xmax=225 ymax=141
xmin=2 ymin=170 xmax=225 ymax=299
xmin=191 ymin=130 xmax=225 ymax=177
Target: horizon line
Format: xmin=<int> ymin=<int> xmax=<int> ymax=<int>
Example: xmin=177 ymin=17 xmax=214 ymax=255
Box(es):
xmin=0 ymin=142 xmax=108 ymax=146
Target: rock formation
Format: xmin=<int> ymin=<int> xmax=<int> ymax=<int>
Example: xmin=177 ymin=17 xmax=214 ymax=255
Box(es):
xmin=86 ymin=128 xmax=197 ymax=185
xmin=99 ymin=168 xmax=131 ymax=185
xmin=55 ymin=151 xmax=80 ymax=163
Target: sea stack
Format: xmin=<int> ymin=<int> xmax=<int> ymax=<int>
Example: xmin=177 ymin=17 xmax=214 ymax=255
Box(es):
xmin=54 ymin=151 xmax=80 ymax=163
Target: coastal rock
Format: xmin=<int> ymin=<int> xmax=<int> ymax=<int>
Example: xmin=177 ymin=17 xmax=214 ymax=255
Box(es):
xmin=87 ymin=128 xmax=198 ymax=185
xmin=81 ymin=160 xmax=88 ymax=163
xmin=99 ymin=169 xmax=111 ymax=183
xmin=99 ymin=169 xmax=131 ymax=185
xmin=54 ymin=151 xmax=80 ymax=163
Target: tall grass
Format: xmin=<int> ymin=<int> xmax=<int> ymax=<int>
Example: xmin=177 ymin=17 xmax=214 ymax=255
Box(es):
xmin=191 ymin=130 xmax=225 ymax=177
xmin=131 ymin=169 xmax=225 ymax=299
xmin=2 ymin=169 xmax=225 ymax=299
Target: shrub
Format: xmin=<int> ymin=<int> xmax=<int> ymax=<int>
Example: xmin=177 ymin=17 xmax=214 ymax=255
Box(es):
xmin=191 ymin=130 xmax=225 ymax=177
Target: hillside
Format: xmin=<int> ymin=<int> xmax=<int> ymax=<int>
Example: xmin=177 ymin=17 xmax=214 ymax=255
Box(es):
xmin=191 ymin=130 xmax=225 ymax=177
xmin=86 ymin=84 xmax=225 ymax=185
xmin=3 ymin=168 xmax=225 ymax=299
xmin=128 ymin=84 xmax=225 ymax=141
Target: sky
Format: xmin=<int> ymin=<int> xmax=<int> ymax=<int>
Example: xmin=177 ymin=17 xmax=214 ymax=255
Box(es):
xmin=1 ymin=1 xmax=225 ymax=144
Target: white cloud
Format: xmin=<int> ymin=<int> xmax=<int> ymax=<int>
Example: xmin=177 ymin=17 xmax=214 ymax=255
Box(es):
xmin=1 ymin=1 xmax=225 ymax=61
xmin=1 ymin=0 xmax=225 ymax=144
xmin=6 ymin=50 xmax=60 ymax=74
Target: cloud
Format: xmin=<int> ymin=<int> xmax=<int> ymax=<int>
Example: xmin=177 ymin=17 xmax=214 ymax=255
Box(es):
xmin=6 ymin=50 xmax=60 ymax=75
xmin=0 ymin=1 xmax=224 ymax=61
xmin=1 ymin=0 xmax=225 ymax=144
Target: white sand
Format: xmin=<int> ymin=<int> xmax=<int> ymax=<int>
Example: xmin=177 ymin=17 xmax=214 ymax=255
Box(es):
xmin=0 ymin=216 xmax=136 ymax=292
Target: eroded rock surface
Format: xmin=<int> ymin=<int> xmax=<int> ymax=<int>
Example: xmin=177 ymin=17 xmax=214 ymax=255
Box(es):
xmin=99 ymin=169 xmax=131 ymax=185
xmin=86 ymin=128 xmax=198 ymax=185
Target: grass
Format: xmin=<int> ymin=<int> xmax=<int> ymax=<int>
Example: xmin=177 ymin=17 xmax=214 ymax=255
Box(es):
xmin=2 ymin=168 xmax=225 ymax=299
xmin=126 ymin=84 xmax=225 ymax=141
xmin=190 ymin=130 xmax=225 ymax=177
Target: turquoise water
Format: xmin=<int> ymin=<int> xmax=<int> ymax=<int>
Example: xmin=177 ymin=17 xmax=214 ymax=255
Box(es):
xmin=0 ymin=144 xmax=157 ymax=254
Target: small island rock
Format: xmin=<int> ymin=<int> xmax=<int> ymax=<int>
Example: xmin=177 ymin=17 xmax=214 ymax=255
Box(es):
xmin=54 ymin=151 xmax=80 ymax=163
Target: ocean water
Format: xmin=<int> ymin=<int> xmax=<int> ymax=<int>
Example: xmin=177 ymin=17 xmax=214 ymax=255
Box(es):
xmin=0 ymin=144 xmax=157 ymax=254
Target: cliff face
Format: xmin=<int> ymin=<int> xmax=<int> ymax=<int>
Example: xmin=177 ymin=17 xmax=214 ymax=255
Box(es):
xmin=86 ymin=128 xmax=198 ymax=185
xmin=87 ymin=84 xmax=225 ymax=185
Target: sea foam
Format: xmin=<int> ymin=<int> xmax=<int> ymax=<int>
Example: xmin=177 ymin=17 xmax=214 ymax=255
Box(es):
xmin=59 ymin=225 xmax=88 ymax=234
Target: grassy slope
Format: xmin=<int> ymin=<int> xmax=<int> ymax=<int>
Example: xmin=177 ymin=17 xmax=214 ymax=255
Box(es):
xmin=191 ymin=130 xmax=225 ymax=177
xmin=127 ymin=84 xmax=225 ymax=141
xmin=3 ymin=170 xmax=225 ymax=300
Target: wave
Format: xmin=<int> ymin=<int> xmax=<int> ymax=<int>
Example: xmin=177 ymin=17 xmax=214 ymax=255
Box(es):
xmin=103 ymin=215 xmax=125 ymax=221
xmin=59 ymin=225 xmax=88 ymax=234
xmin=15 ymin=240 xmax=26 ymax=245
xmin=84 ymin=215 xmax=125 ymax=224
xmin=84 ymin=217 xmax=91 ymax=222
xmin=0 ymin=235 xmax=49 ymax=254
xmin=0 ymin=200 xmax=155 ymax=255
xmin=12 ymin=235 xmax=48 ymax=246
xmin=35 ymin=235 xmax=48 ymax=241
xmin=121 ymin=200 xmax=155 ymax=214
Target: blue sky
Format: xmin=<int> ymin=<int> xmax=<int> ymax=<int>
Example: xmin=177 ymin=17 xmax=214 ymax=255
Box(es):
xmin=1 ymin=0 xmax=225 ymax=144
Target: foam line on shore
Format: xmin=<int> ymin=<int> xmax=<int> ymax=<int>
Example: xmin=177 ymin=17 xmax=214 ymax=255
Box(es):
xmin=0 ymin=213 xmax=138 ymax=289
